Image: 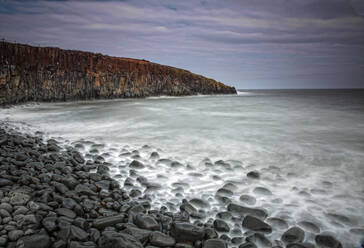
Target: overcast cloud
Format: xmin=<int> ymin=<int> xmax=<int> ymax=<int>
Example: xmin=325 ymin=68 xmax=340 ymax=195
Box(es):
xmin=1 ymin=0 xmax=364 ymax=89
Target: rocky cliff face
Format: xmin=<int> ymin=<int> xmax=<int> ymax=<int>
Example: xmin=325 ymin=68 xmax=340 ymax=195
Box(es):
xmin=0 ymin=42 xmax=236 ymax=105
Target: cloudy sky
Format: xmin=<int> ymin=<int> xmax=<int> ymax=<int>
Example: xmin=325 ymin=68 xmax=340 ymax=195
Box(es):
xmin=1 ymin=0 xmax=364 ymax=89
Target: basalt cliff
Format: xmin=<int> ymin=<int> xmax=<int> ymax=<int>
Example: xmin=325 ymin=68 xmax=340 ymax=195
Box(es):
xmin=0 ymin=42 xmax=236 ymax=105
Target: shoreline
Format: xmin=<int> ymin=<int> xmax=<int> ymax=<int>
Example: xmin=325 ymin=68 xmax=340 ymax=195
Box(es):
xmin=0 ymin=121 xmax=347 ymax=248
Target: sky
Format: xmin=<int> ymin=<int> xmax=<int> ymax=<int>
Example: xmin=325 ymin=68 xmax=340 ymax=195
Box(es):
xmin=0 ymin=0 xmax=364 ymax=89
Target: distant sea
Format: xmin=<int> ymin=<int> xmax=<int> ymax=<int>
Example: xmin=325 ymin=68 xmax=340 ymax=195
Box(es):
xmin=2 ymin=89 xmax=364 ymax=247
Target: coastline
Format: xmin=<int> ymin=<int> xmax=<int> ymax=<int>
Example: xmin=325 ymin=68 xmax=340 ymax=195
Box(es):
xmin=0 ymin=119 xmax=346 ymax=248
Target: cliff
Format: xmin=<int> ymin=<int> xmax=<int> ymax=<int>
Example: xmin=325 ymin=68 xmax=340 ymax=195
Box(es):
xmin=0 ymin=42 xmax=236 ymax=105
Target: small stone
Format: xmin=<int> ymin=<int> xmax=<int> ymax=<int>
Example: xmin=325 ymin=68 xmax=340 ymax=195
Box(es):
xmin=27 ymin=201 xmax=40 ymax=212
xmin=242 ymin=215 xmax=272 ymax=233
xmin=13 ymin=206 xmax=28 ymax=216
xmin=56 ymin=208 xmax=77 ymax=219
xmin=0 ymin=209 xmax=11 ymax=218
xmin=42 ymin=216 xmax=57 ymax=232
xmin=17 ymin=233 xmax=51 ymax=248
xmin=282 ymin=227 xmax=305 ymax=244
xmin=170 ymin=222 xmax=205 ymax=243
xmin=10 ymin=193 xmax=30 ymax=206
xmin=0 ymin=203 xmax=13 ymax=213
xmin=134 ymin=215 xmax=159 ymax=231
xmin=247 ymin=171 xmax=260 ymax=179
xmin=0 ymin=236 xmax=7 ymax=246
xmin=150 ymin=231 xmax=175 ymax=247
xmin=8 ymin=229 xmax=23 ymax=241
xmin=129 ymin=160 xmax=145 ymax=169
xmin=203 ymin=239 xmax=227 ymax=248
xmin=0 ymin=179 xmax=13 ymax=187
xmin=315 ymin=234 xmax=342 ymax=248
xmin=213 ymin=219 xmax=230 ymax=232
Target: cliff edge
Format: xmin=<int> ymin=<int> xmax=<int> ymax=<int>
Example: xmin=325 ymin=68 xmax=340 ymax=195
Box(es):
xmin=0 ymin=42 xmax=236 ymax=105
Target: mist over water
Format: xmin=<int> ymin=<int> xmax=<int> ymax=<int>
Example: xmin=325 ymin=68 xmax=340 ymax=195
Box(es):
xmin=2 ymin=89 xmax=364 ymax=247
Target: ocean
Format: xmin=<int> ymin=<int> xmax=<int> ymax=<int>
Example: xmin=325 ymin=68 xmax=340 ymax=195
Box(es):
xmin=2 ymin=89 xmax=364 ymax=247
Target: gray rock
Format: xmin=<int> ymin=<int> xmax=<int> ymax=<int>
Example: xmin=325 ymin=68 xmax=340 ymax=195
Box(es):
xmin=0 ymin=203 xmax=13 ymax=213
xmin=13 ymin=206 xmax=28 ymax=216
xmin=170 ymin=222 xmax=205 ymax=243
xmin=10 ymin=193 xmax=30 ymax=206
xmin=42 ymin=216 xmax=57 ymax=232
xmin=227 ymin=203 xmax=268 ymax=219
xmin=242 ymin=215 xmax=272 ymax=233
xmin=129 ymin=160 xmax=145 ymax=169
xmin=247 ymin=171 xmax=260 ymax=179
xmin=93 ymin=215 xmax=126 ymax=229
xmin=0 ymin=236 xmax=7 ymax=246
xmin=134 ymin=215 xmax=159 ymax=231
xmin=150 ymin=231 xmax=176 ymax=247
xmin=203 ymin=239 xmax=227 ymax=248
xmin=58 ymin=225 xmax=89 ymax=242
xmin=56 ymin=208 xmax=77 ymax=219
xmin=18 ymin=214 xmax=38 ymax=228
xmin=0 ymin=179 xmax=13 ymax=187
xmin=0 ymin=209 xmax=10 ymax=217
xmin=17 ymin=234 xmax=51 ymax=248
xmin=239 ymin=195 xmax=256 ymax=205
xmin=98 ymin=231 xmax=143 ymax=248
xmin=27 ymin=201 xmax=40 ymax=212
xmin=213 ymin=219 xmax=230 ymax=232
xmin=315 ymin=234 xmax=342 ymax=248
xmin=122 ymin=226 xmax=151 ymax=243
xmin=75 ymin=185 xmax=96 ymax=196
xmin=282 ymin=227 xmax=305 ymax=244
xmin=239 ymin=242 xmax=257 ymax=248
xmin=8 ymin=229 xmax=24 ymax=241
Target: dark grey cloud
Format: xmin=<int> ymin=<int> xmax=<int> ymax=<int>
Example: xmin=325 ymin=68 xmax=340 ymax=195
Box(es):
xmin=0 ymin=0 xmax=363 ymax=89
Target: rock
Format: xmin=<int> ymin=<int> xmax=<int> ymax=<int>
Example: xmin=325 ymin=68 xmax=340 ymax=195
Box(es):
xmin=0 ymin=179 xmax=12 ymax=187
xmin=17 ymin=234 xmax=51 ymax=248
xmin=42 ymin=216 xmax=57 ymax=232
xmin=8 ymin=230 xmax=24 ymax=241
xmin=247 ymin=171 xmax=260 ymax=179
xmin=0 ymin=203 xmax=13 ymax=213
xmin=122 ymin=226 xmax=151 ymax=243
xmin=203 ymin=239 xmax=227 ymax=248
xmin=129 ymin=160 xmax=145 ymax=169
xmin=75 ymin=185 xmax=96 ymax=196
xmin=239 ymin=242 xmax=257 ymax=248
xmin=282 ymin=227 xmax=305 ymax=244
xmin=150 ymin=231 xmax=175 ymax=247
xmin=0 ymin=236 xmax=7 ymax=246
xmin=56 ymin=208 xmax=77 ymax=219
xmin=0 ymin=209 xmax=11 ymax=217
xmin=287 ymin=243 xmax=315 ymax=248
xmin=298 ymin=221 xmax=320 ymax=233
xmin=58 ymin=225 xmax=89 ymax=242
xmin=10 ymin=193 xmax=30 ymax=206
xmin=13 ymin=206 xmax=28 ymax=216
xmin=170 ymin=222 xmax=205 ymax=243
xmin=246 ymin=233 xmax=272 ymax=248
xmin=216 ymin=188 xmax=233 ymax=197
xmin=93 ymin=215 xmax=126 ymax=229
xmin=266 ymin=217 xmax=288 ymax=230
xmin=253 ymin=187 xmax=272 ymax=196
xmin=213 ymin=219 xmax=230 ymax=232
xmin=242 ymin=215 xmax=272 ymax=233
xmin=315 ymin=234 xmax=342 ymax=248
xmin=134 ymin=214 xmax=159 ymax=231
xmin=239 ymin=195 xmax=256 ymax=205
xmin=227 ymin=203 xmax=267 ymax=219
xmin=98 ymin=231 xmax=143 ymax=248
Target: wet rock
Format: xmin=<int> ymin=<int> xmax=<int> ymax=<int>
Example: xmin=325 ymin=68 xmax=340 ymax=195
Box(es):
xmin=213 ymin=219 xmax=230 ymax=232
xmin=42 ymin=216 xmax=57 ymax=232
xmin=58 ymin=225 xmax=89 ymax=242
xmin=242 ymin=215 xmax=272 ymax=233
xmin=17 ymin=233 xmax=51 ymax=248
xmin=203 ymin=239 xmax=227 ymax=248
xmin=93 ymin=215 xmax=126 ymax=229
xmin=170 ymin=222 xmax=205 ymax=243
xmin=216 ymin=212 xmax=232 ymax=220
xmin=315 ymin=234 xmax=342 ymax=248
xmin=56 ymin=208 xmax=77 ymax=219
xmin=75 ymin=185 xmax=96 ymax=196
xmin=189 ymin=198 xmax=210 ymax=208
xmin=282 ymin=227 xmax=305 ymax=244
xmin=253 ymin=187 xmax=272 ymax=196
xmin=227 ymin=203 xmax=268 ymax=219
xmin=247 ymin=171 xmax=260 ymax=179
xmin=246 ymin=233 xmax=272 ymax=248
xmin=286 ymin=243 xmax=315 ymax=248
xmin=150 ymin=231 xmax=175 ymax=247
xmin=8 ymin=230 xmax=24 ymax=241
xmin=129 ymin=160 xmax=145 ymax=169
xmin=98 ymin=231 xmax=143 ymax=248
xmin=0 ymin=203 xmax=13 ymax=213
xmin=239 ymin=242 xmax=257 ymax=248
xmin=239 ymin=195 xmax=256 ymax=205
xmin=298 ymin=221 xmax=320 ymax=233
xmin=266 ymin=217 xmax=288 ymax=230
xmin=216 ymin=188 xmax=233 ymax=197
xmin=10 ymin=192 xmax=30 ymax=206
xmin=122 ymin=226 xmax=151 ymax=243
xmin=134 ymin=214 xmax=159 ymax=231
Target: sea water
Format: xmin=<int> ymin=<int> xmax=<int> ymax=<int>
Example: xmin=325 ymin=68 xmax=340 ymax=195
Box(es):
xmin=1 ymin=89 xmax=364 ymax=247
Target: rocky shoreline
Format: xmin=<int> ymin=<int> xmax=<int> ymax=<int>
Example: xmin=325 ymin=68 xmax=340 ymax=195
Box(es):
xmin=0 ymin=124 xmax=347 ymax=248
